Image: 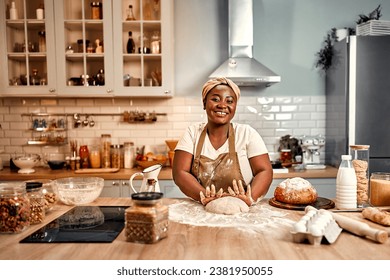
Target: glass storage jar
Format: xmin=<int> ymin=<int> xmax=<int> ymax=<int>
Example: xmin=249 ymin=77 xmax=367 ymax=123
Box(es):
xmin=101 ymin=134 xmax=111 ymax=168
xmin=111 ymin=144 xmax=123 ymax=169
xmin=124 ymin=142 xmax=135 ymax=169
xmin=0 ymin=183 xmax=30 ymax=233
xmin=370 ymin=172 xmax=390 ymax=206
xmin=26 ymin=181 xmax=46 ymax=224
xmin=350 ymin=145 xmax=370 ymax=207
xmin=125 ymin=192 xmax=168 ymax=244
xmin=79 ymin=145 xmax=90 ymax=169
xmin=89 ymin=145 xmax=101 ymax=168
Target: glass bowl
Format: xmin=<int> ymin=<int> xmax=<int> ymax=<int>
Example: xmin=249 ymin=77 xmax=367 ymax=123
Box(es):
xmin=52 ymin=177 xmax=104 ymax=205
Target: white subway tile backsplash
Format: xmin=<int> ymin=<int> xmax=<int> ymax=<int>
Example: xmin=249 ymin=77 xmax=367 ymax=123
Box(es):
xmin=0 ymin=95 xmax=327 ymax=163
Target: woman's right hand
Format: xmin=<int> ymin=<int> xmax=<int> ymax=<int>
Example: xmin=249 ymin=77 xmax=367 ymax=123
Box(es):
xmin=199 ymin=184 xmax=223 ymax=205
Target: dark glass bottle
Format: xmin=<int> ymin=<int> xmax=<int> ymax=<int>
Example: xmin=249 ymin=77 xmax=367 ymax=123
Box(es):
xmin=127 ymin=31 xmax=135 ymax=53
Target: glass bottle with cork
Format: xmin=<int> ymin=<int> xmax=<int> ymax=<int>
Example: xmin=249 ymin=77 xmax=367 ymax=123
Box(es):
xmin=127 ymin=31 xmax=135 ymax=53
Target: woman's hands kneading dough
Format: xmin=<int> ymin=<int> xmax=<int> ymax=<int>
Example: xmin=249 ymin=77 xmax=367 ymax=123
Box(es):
xmin=199 ymin=179 xmax=253 ymax=207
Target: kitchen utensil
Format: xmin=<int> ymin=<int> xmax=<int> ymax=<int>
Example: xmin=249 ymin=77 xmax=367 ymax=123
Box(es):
xmin=74 ymin=168 xmax=120 ymax=174
xmin=82 ymin=115 xmax=89 ymax=126
xmin=53 ymin=177 xmax=104 ymax=205
xmin=89 ymin=116 xmax=95 ymax=127
xmin=12 ymin=154 xmax=41 ymax=174
xmin=306 ymin=206 xmax=388 ymax=244
xmin=47 ymin=160 xmax=66 ymax=170
xmin=268 ymin=197 xmax=335 ymax=211
xmin=129 ymin=164 xmax=162 ymax=193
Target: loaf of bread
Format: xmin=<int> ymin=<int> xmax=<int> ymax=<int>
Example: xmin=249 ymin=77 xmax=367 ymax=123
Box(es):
xmin=362 ymin=207 xmax=390 ymax=226
xmin=274 ymin=177 xmax=318 ymax=205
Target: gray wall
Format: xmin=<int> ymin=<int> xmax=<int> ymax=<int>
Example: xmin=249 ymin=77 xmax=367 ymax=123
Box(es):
xmin=174 ymin=0 xmax=389 ymax=97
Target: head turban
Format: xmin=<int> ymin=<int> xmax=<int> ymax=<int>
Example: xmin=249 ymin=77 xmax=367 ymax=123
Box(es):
xmin=201 ymin=77 xmax=241 ymax=102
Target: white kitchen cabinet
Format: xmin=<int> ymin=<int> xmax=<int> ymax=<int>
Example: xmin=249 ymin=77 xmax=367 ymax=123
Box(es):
xmin=0 ymin=0 xmax=174 ymax=97
xmin=0 ymin=0 xmax=58 ymax=96
xmin=101 ymin=179 xmax=185 ymax=198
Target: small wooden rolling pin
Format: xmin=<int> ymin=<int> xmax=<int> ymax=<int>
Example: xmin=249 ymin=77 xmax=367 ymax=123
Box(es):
xmin=306 ymin=206 xmax=388 ymax=244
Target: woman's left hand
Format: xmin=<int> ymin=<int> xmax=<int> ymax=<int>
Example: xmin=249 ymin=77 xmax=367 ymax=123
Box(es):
xmin=227 ymin=179 xmax=253 ymax=206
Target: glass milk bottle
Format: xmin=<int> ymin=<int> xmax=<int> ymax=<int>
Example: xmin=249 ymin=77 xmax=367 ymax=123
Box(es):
xmin=336 ymin=155 xmax=357 ymax=209
xmin=349 ymin=145 xmax=370 ymax=207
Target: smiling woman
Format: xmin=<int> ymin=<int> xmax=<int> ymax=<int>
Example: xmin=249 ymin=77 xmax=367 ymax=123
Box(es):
xmin=172 ymin=77 xmax=273 ymax=209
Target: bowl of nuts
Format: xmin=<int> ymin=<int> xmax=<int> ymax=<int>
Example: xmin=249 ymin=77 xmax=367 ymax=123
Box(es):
xmin=53 ymin=177 xmax=104 ymax=206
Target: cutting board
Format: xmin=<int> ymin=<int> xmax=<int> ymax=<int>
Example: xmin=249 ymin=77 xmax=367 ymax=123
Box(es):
xmin=74 ymin=168 xmax=120 ymax=174
xmin=269 ymin=197 xmax=335 ymax=211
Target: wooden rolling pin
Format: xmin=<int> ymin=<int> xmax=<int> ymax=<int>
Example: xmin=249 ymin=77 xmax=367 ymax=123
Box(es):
xmin=305 ymin=206 xmax=388 ymax=244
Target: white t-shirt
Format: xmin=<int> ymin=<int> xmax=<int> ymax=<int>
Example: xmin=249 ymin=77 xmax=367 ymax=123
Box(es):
xmin=175 ymin=122 xmax=268 ymax=185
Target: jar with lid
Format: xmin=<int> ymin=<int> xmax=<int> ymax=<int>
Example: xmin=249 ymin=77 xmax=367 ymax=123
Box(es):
xmin=90 ymin=2 xmax=102 ymax=19
xmin=370 ymin=172 xmax=390 ymax=206
xmin=101 ymin=134 xmax=111 ymax=168
xmin=25 ymin=181 xmax=46 ymax=224
xmin=124 ymin=142 xmax=135 ymax=169
xmin=350 ymin=145 xmax=370 ymax=207
xmin=150 ymin=31 xmax=161 ymax=54
xmin=0 ymin=183 xmax=30 ymax=233
xmin=125 ymin=192 xmax=168 ymax=243
xmin=89 ymin=145 xmax=101 ymax=168
xmin=111 ymin=144 xmax=123 ymax=169
xmin=79 ymin=145 xmax=89 ymax=169
xmin=280 ymin=149 xmax=292 ymax=167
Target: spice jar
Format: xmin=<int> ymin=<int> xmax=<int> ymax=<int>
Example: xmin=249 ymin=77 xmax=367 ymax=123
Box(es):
xmin=0 ymin=183 xmax=30 ymax=233
xmin=370 ymin=172 xmax=390 ymax=206
xmin=89 ymin=145 xmax=101 ymax=168
xmin=125 ymin=192 xmax=168 ymax=244
xmin=350 ymin=145 xmax=370 ymax=207
xmin=111 ymin=144 xmax=123 ymax=169
xmin=101 ymin=134 xmax=111 ymax=168
xmin=26 ymin=181 xmax=45 ymax=224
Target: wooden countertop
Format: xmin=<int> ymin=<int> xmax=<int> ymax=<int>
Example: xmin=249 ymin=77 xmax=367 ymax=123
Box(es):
xmin=0 ymin=166 xmax=338 ymax=181
xmin=0 ymin=197 xmax=389 ymax=260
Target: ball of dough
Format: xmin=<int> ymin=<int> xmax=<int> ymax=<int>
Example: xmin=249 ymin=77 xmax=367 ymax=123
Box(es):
xmin=205 ymin=196 xmax=249 ymax=215
xmin=274 ymin=177 xmax=318 ymax=205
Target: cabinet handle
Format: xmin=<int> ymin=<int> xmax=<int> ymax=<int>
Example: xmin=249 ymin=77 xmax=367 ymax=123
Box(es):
xmin=49 ymin=88 xmax=56 ymax=93
xmin=164 ymin=90 xmax=170 ymax=94
xmin=112 ymin=181 xmax=118 ymax=186
xmin=122 ymin=181 xmax=128 ymax=186
xmin=106 ymin=89 xmax=113 ymax=93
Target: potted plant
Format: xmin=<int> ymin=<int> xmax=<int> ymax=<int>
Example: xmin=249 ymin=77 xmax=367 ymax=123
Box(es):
xmin=356 ymin=4 xmax=382 ymax=24
xmin=315 ymin=28 xmax=337 ymax=72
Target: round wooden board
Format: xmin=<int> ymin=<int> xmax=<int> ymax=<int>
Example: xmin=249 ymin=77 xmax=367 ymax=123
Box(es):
xmin=268 ymin=197 xmax=335 ymax=211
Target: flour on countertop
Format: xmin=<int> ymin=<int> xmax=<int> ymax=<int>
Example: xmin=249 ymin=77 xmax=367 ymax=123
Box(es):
xmin=168 ymin=200 xmax=295 ymax=236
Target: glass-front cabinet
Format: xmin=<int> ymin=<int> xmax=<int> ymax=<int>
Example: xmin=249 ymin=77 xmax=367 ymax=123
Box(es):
xmin=0 ymin=0 xmax=173 ymax=97
xmin=0 ymin=0 xmax=57 ymax=96
xmin=54 ymin=0 xmax=114 ymax=96
xmin=112 ymin=0 xmax=173 ymax=97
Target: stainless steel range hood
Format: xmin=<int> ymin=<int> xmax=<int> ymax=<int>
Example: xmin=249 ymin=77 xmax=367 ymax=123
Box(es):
xmin=209 ymin=0 xmax=281 ymax=87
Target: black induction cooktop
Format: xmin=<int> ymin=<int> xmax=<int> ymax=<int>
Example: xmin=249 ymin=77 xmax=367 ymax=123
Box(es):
xmin=20 ymin=206 xmax=128 ymax=243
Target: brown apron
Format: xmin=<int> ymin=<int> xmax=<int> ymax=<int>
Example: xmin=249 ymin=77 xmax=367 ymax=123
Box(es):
xmin=191 ymin=124 xmax=246 ymax=192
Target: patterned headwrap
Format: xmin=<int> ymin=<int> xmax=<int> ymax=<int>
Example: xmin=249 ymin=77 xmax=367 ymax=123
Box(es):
xmin=201 ymin=77 xmax=241 ymax=102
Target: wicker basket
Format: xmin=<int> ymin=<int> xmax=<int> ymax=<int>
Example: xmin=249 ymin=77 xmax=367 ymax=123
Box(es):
xmin=136 ymin=159 xmax=166 ymax=169
xmin=357 ymin=20 xmax=390 ymax=36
